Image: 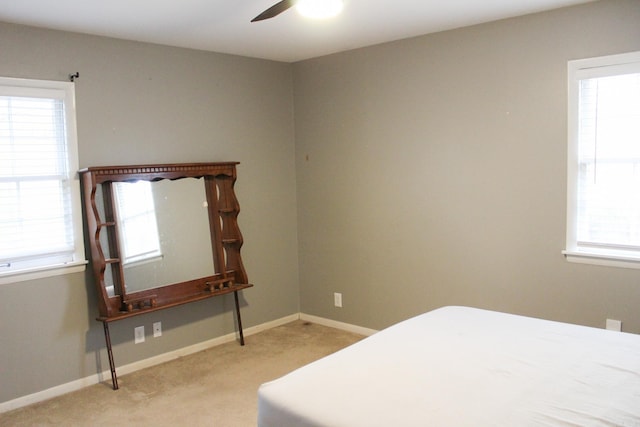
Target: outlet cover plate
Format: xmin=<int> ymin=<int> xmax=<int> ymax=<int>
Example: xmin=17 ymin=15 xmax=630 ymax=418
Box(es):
xmin=153 ymin=321 xmax=162 ymax=337
xmin=134 ymin=326 xmax=145 ymax=344
xmin=334 ymin=292 xmax=342 ymax=308
xmin=606 ymin=319 xmax=622 ymax=332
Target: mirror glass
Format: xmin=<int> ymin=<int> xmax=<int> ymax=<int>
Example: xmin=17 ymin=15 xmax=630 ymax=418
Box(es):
xmin=96 ymin=178 xmax=215 ymax=294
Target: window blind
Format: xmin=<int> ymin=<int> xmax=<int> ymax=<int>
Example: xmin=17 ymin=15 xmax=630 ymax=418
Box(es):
xmin=0 ymin=95 xmax=76 ymax=269
xmin=576 ymin=72 xmax=640 ymax=253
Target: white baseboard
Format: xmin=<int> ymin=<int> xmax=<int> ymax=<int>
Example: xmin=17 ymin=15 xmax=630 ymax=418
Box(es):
xmin=0 ymin=312 xmax=373 ymax=413
xmin=300 ymin=313 xmax=378 ymax=336
xmin=0 ymin=374 xmax=104 ymax=415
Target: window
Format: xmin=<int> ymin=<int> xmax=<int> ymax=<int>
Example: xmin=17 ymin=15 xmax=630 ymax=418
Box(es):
xmin=565 ymin=51 xmax=640 ymax=268
xmin=114 ymin=181 xmax=162 ymax=265
xmin=0 ymin=77 xmax=86 ymax=283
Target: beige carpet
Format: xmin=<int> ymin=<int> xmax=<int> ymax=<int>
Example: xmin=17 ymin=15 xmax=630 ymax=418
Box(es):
xmin=1 ymin=321 xmax=364 ymax=427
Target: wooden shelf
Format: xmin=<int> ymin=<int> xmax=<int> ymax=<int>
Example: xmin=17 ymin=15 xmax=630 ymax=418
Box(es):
xmin=98 ymin=283 xmax=253 ymax=323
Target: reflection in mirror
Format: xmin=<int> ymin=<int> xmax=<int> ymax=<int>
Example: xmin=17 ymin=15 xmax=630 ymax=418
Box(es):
xmin=96 ymin=178 xmax=215 ymax=294
xmin=114 ymin=181 xmax=162 ymax=266
xmin=121 ymin=178 xmax=215 ymax=293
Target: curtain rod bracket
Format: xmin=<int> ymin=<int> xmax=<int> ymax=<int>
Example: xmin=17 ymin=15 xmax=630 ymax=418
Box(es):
xmin=69 ymin=72 xmax=79 ymax=82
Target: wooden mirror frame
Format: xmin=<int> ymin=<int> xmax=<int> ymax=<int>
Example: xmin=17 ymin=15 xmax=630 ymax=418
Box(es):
xmin=79 ymin=162 xmax=252 ymax=389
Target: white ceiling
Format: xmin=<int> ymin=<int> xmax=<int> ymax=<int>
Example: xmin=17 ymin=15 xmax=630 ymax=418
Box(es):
xmin=0 ymin=0 xmax=594 ymax=63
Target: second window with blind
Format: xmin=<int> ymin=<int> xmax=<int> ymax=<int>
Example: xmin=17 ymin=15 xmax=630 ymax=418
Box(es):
xmin=564 ymin=51 xmax=640 ymax=268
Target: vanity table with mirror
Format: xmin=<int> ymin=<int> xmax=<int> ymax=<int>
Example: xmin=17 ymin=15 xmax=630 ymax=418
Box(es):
xmin=79 ymin=162 xmax=253 ymax=389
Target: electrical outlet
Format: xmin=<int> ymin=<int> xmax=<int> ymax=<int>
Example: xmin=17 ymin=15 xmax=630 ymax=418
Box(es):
xmin=134 ymin=326 xmax=145 ymax=344
xmin=153 ymin=321 xmax=162 ymax=337
xmin=334 ymin=292 xmax=342 ymax=308
xmin=606 ymin=319 xmax=622 ymax=332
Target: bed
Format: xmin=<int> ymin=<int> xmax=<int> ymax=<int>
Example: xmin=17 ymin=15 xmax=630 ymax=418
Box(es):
xmin=257 ymin=306 xmax=640 ymax=426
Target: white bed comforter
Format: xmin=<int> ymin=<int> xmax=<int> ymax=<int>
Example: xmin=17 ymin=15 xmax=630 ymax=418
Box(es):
xmin=258 ymin=306 xmax=640 ymax=426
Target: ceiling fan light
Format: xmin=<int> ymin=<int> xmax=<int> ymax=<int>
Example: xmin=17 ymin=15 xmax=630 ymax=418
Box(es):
xmin=296 ymin=0 xmax=344 ymax=19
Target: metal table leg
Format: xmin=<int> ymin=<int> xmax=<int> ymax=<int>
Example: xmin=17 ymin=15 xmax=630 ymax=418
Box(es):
xmin=102 ymin=321 xmax=119 ymax=390
xmin=234 ymin=291 xmax=245 ymax=346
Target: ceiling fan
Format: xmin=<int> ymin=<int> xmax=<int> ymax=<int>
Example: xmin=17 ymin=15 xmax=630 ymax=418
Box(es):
xmin=251 ymin=0 xmax=344 ymax=22
xmin=252 ymin=0 xmax=294 ymax=22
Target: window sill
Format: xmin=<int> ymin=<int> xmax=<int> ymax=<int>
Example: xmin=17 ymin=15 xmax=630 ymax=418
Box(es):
xmin=0 ymin=260 xmax=88 ymax=285
xmin=562 ymin=250 xmax=640 ymax=270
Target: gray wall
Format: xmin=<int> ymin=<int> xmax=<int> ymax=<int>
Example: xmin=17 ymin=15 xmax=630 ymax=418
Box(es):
xmin=0 ymin=23 xmax=299 ymax=403
xmin=293 ymin=0 xmax=640 ymax=330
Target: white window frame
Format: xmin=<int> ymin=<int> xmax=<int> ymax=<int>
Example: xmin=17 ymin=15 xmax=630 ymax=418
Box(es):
xmin=0 ymin=77 xmax=86 ymax=284
xmin=564 ymin=51 xmax=640 ymax=269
